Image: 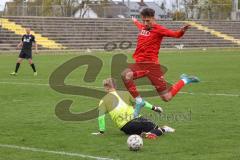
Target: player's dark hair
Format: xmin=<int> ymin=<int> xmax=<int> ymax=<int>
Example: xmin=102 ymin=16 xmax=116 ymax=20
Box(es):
xmin=140 ymin=8 xmax=155 ymax=17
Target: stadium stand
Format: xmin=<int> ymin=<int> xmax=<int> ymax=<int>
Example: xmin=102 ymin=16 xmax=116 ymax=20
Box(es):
xmin=0 ymin=27 xmax=17 ymax=50
xmin=0 ymin=17 xmax=66 ymax=50
xmin=197 ymin=21 xmax=240 ymax=39
xmin=0 ymin=16 xmax=239 ymax=51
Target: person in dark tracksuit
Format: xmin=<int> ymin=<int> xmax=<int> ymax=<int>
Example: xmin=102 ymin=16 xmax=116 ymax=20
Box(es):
xmin=10 ymin=28 xmax=38 ymax=76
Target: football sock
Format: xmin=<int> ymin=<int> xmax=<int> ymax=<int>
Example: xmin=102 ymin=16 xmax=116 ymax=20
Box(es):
xmin=31 ymin=63 xmax=36 ymax=72
xmin=160 ymin=128 xmax=166 ymax=133
xmin=133 ymin=96 xmax=145 ymax=118
xmin=150 ymin=129 xmax=163 ymax=136
xmin=144 ymin=101 xmax=154 ymax=110
xmin=135 ymin=96 xmax=143 ymax=104
xmin=15 ymin=63 xmax=20 ymax=73
xmin=170 ymin=79 xmax=185 ymax=97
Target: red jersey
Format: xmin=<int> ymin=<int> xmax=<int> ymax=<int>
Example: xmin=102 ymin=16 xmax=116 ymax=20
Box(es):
xmin=133 ymin=20 xmax=185 ymax=63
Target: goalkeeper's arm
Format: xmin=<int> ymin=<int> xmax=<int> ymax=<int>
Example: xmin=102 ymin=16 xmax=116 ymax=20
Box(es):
xmin=91 ymin=114 xmax=105 ymax=135
xmin=98 ymin=114 xmax=105 ymax=133
xmin=92 ymin=100 xmax=106 ymax=135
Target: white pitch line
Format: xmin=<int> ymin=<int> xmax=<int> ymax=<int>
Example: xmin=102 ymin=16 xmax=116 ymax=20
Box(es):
xmin=179 ymin=91 xmax=240 ymax=97
xmin=0 ymin=144 xmax=117 ymax=160
xmin=0 ymin=81 xmax=239 ymax=97
xmin=0 ymin=81 xmax=48 ymax=86
xmin=0 ymin=78 xmax=46 ymax=81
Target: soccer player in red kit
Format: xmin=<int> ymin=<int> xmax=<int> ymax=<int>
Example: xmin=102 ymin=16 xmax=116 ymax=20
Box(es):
xmin=121 ymin=8 xmax=200 ymax=118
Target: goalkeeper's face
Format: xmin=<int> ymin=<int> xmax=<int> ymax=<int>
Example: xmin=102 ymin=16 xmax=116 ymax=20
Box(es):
xmin=103 ymin=78 xmax=117 ymax=92
xmin=104 ymin=84 xmax=115 ymax=92
xmin=141 ymin=16 xmax=155 ymax=29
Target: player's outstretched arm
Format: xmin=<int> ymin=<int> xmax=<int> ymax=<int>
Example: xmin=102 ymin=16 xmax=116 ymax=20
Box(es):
xmin=158 ymin=24 xmax=191 ymax=38
xmin=131 ymin=16 xmax=143 ymax=30
xmin=179 ymin=24 xmax=191 ymax=34
xmin=91 ymin=114 xmax=105 ymax=135
xmin=92 ymin=100 xmax=106 ymax=135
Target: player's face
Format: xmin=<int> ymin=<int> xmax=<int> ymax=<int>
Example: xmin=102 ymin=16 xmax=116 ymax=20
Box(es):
xmin=103 ymin=83 xmax=115 ymax=92
xmin=104 ymin=84 xmax=110 ymax=92
xmin=141 ymin=16 xmax=155 ymax=29
xmin=26 ymin=28 xmax=31 ymax=34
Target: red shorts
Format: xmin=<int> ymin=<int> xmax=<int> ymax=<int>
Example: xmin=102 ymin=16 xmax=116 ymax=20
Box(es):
xmin=128 ymin=63 xmax=169 ymax=94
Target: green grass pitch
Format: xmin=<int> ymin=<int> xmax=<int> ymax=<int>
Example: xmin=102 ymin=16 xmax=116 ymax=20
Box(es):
xmin=0 ymin=48 xmax=240 ymax=160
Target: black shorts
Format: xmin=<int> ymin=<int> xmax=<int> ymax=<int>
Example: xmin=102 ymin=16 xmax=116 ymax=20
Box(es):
xmin=120 ymin=117 xmax=158 ymax=135
xmin=19 ymin=50 xmax=32 ymax=59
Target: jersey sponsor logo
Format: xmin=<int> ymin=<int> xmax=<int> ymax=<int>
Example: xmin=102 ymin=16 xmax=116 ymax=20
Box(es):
xmin=23 ymin=37 xmax=31 ymax=43
xmin=139 ymin=30 xmax=150 ymax=36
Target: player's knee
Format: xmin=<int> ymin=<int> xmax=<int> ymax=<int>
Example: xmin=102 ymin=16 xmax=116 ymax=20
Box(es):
xmin=121 ymin=70 xmax=133 ymax=81
xmin=161 ymin=93 xmax=172 ymax=102
xmin=17 ymin=59 xmax=23 ymax=63
xmin=162 ymin=98 xmax=171 ymax=102
xmin=126 ymin=72 xmax=133 ymax=80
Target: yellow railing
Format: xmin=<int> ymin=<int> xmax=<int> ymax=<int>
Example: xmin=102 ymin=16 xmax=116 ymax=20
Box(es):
xmin=0 ymin=18 xmax=67 ymax=49
xmin=185 ymin=21 xmax=240 ymax=45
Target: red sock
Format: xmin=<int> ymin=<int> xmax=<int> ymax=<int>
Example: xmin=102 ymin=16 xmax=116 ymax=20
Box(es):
xmin=170 ymin=80 xmax=185 ymax=97
xmin=123 ymin=79 xmax=139 ymax=98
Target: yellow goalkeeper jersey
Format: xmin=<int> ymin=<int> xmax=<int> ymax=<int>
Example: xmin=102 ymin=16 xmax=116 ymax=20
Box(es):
xmin=98 ymin=90 xmax=137 ymax=131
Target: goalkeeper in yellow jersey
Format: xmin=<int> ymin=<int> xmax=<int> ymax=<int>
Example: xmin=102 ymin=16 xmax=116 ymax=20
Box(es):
xmin=92 ymin=78 xmax=175 ymax=139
